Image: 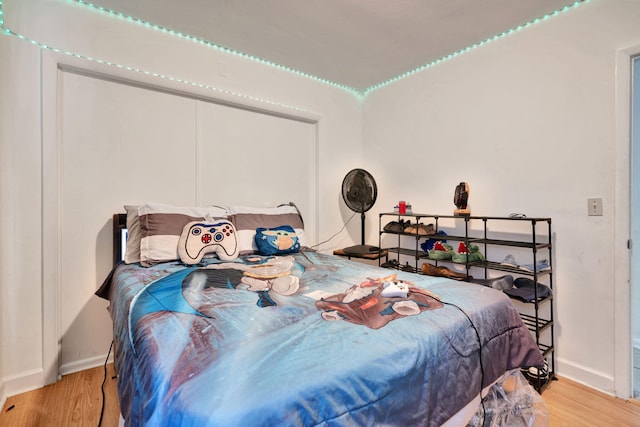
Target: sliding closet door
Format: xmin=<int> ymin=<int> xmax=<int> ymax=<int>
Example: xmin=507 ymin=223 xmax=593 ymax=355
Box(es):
xmin=51 ymin=67 xmax=318 ymax=375
xmin=196 ymin=101 xmax=317 ymax=241
xmin=58 ymin=70 xmax=197 ymax=373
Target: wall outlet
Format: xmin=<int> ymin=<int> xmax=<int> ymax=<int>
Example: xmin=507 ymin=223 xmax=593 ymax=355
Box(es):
xmin=587 ymin=197 xmax=603 ymax=216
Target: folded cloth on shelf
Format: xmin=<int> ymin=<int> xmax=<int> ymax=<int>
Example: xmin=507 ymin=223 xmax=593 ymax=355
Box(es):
xmin=504 ymin=277 xmax=551 ymax=302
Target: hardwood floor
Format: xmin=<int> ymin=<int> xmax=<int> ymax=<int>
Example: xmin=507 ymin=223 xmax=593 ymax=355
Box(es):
xmin=0 ymin=364 xmax=120 ymax=427
xmin=1 ymin=366 xmax=639 ymax=426
xmin=544 ymin=377 xmax=640 ymax=427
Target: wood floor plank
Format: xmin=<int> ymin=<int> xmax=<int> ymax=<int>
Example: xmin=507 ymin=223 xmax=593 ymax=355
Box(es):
xmin=2 ymin=368 xmax=640 ymax=426
xmin=544 ymin=377 xmax=640 ymax=427
xmin=0 ymin=364 xmax=120 ymax=427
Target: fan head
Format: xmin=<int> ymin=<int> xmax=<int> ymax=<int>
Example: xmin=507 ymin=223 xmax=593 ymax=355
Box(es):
xmin=454 ymin=182 xmax=469 ymax=209
xmin=342 ymin=168 xmax=377 ymax=213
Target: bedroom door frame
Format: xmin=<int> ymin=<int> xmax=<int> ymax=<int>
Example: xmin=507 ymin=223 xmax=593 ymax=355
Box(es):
xmin=613 ymin=44 xmax=640 ymax=400
xmin=631 ymin=54 xmax=640 ymax=399
xmin=40 ymin=50 xmax=322 ymax=385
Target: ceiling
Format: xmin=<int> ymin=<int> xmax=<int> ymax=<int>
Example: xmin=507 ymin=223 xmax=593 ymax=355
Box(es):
xmin=84 ymin=0 xmax=583 ymax=93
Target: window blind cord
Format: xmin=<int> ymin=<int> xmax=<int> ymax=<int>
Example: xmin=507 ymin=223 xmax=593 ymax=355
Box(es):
xmin=442 ymin=301 xmax=486 ymax=425
xmin=98 ymin=340 xmax=115 ymax=427
xmin=310 ymin=212 xmax=357 ymax=249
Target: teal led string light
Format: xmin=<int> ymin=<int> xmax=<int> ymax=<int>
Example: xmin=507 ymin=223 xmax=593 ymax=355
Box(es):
xmin=2 ymin=0 xmax=589 ymax=98
xmin=362 ymin=0 xmax=590 ymax=96
xmin=70 ymin=0 xmax=364 ymax=97
xmin=0 ymin=0 xmax=313 ymax=111
xmin=0 ymin=0 xmax=6 ymax=35
xmin=0 ymin=25 xmax=311 ymax=114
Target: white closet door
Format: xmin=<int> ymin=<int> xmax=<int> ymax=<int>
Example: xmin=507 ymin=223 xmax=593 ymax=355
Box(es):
xmin=196 ymin=101 xmax=317 ymax=241
xmin=58 ymin=71 xmax=197 ymax=372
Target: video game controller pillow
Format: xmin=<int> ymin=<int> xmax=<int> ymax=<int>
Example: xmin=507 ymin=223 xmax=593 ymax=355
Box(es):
xmin=178 ymin=220 xmax=239 ymax=264
xmin=254 ymin=225 xmax=301 ymax=256
xmin=138 ymin=203 xmax=229 ymax=266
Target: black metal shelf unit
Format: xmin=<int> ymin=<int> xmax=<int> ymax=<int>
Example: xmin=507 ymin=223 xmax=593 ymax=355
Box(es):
xmin=378 ymin=212 xmax=555 ymax=393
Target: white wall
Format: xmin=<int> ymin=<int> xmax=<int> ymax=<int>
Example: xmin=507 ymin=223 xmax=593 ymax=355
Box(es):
xmin=0 ymin=17 xmax=45 ymax=398
xmin=363 ymin=0 xmax=640 ymax=396
xmin=0 ymin=0 xmax=364 ymax=397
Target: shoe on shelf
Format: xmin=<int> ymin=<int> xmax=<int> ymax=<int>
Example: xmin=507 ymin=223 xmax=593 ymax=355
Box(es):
xmin=381 ymin=259 xmax=400 ymax=269
xmin=383 ymin=221 xmax=404 ymax=233
xmin=403 ymin=223 xmax=417 ymax=234
xmin=452 ymin=242 xmax=484 ymax=263
xmin=428 ymin=241 xmax=453 ymax=260
xmin=500 ymin=254 xmax=518 ymax=268
xmin=404 ymin=222 xmax=434 ymax=235
xmin=519 ymin=259 xmax=551 ymax=273
xmin=421 ymin=263 xmax=471 ymax=281
xmin=524 ymin=360 xmax=549 ymax=380
xmin=401 ymin=262 xmax=415 ymax=272
xmin=420 ymin=231 xmax=449 ymax=252
xmin=469 ymin=275 xmax=514 ymax=291
xmin=409 ymin=223 xmax=434 ymax=235
xmin=504 ymin=277 xmax=552 ymax=302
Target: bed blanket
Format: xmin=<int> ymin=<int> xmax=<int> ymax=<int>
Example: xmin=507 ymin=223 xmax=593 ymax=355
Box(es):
xmin=106 ymin=251 xmax=543 ymax=426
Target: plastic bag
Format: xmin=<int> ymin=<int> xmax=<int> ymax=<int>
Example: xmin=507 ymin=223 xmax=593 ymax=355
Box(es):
xmin=467 ymin=369 xmax=550 ymax=427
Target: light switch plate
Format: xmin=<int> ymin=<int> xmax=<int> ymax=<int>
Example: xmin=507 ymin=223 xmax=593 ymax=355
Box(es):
xmin=587 ymin=198 xmax=603 ymax=216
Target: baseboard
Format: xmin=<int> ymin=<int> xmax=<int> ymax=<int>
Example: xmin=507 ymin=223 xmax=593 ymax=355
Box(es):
xmin=0 ymin=354 xmax=114 ymax=400
xmin=557 ymin=357 xmax=615 ymax=396
xmin=2 ymin=368 xmax=44 ymax=398
xmin=59 ymin=353 xmax=113 ymax=376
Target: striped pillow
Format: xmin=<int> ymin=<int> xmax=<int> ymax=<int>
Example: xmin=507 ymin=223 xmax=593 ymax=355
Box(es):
xmin=228 ymin=204 xmax=307 ymax=255
xmin=123 ymin=205 xmax=142 ymax=264
xmin=138 ymin=203 xmax=228 ymax=266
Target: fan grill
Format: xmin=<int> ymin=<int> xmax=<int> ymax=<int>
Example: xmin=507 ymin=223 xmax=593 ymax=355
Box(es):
xmin=342 ymin=168 xmax=377 ymax=213
xmin=341 ymin=168 xmax=379 ymax=254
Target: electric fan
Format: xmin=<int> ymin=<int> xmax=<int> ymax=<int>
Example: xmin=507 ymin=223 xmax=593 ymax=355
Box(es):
xmin=341 ymin=168 xmax=380 ymax=255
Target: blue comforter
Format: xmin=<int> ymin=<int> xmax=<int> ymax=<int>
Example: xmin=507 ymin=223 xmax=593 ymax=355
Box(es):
xmin=106 ymin=251 xmax=543 ymax=426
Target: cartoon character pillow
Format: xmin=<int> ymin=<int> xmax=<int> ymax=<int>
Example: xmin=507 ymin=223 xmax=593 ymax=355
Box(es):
xmin=255 ymin=225 xmax=301 ymax=256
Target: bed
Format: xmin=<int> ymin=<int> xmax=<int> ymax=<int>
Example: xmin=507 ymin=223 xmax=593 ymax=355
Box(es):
xmin=98 ymin=203 xmax=547 ymax=427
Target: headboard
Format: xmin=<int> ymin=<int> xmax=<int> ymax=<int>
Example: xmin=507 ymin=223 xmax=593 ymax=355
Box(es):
xmin=113 ymin=213 xmax=127 ymax=266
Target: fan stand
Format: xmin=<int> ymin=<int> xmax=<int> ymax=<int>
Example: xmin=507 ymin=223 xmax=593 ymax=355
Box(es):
xmin=342 ymin=212 xmax=380 ymax=255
